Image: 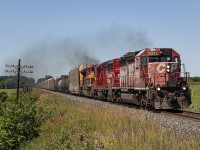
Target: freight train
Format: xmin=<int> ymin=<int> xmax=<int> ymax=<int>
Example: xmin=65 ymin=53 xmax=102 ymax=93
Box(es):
xmin=37 ymin=48 xmax=191 ymax=109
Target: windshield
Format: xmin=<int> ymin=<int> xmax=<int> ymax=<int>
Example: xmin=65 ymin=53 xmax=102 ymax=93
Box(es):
xmin=149 ymin=56 xmax=172 ymax=63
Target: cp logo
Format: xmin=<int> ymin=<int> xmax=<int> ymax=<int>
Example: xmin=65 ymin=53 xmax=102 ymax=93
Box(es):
xmin=170 ymin=64 xmax=178 ymax=72
xmin=157 ymin=63 xmax=166 ymax=73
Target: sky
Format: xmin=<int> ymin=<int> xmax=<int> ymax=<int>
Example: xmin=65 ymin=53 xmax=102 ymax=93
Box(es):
xmin=0 ymin=0 xmax=199 ymax=81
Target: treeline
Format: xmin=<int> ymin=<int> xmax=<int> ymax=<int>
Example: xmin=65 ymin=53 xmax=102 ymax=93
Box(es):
xmin=0 ymin=76 xmax=35 ymax=89
xmin=190 ymin=76 xmax=200 ymax=82
xmin=37 ymin=75 xmax=53 ymax=83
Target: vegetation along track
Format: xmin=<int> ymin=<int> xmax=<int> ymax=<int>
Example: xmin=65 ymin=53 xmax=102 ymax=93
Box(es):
xmin=41 ymin=89 xmax=200 ymax=138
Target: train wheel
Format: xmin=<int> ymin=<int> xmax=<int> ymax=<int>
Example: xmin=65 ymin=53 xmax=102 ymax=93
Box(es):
xmin=116 ymin=97 xmax=122 ymax=103
xmin=140 ymin=100 xmax=147 ymax=109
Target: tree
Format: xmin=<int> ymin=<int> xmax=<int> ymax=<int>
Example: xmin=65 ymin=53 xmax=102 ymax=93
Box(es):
xmin=0 ymin=76 xmax=35 ymax=89
xmin=60 ymin=75 xmax=68 ymax=79
xmin=0 ymin=92 xmax=8 ymax=103
xmin=4 ymin=78 xmax=16 ymax=89
xmin=191 ymin=76 xmax=200 ymax=82
xmin=0 ymin=81 xmax=5 ymax=89
xmin=37 ymin=75 xmax=53 ymax=84
xmin=45 ymin=75 xmax=53 ymax=80
xmin=37 ymin=78 xmax=45 ymax=84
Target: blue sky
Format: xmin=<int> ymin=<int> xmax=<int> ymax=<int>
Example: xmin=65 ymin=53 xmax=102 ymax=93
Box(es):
xmin=0 ymin=0 xmax=199 ymax=80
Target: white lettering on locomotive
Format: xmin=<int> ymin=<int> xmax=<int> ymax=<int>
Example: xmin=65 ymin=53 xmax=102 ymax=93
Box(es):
xmin=149 ymin=51 xmax=158 ymax=56
xmin=107 ymin=78 xmax=111 ymax=84
xmin=157 ymin=63 xmax=166 ymax=73
xmin=107 ymin=74 xmax=112 ymax=78
xmin=171 ymin=64 xmax=178 ymax=72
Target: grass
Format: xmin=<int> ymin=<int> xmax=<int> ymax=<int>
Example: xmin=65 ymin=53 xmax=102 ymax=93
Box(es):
xmin=0 ymin=89 xmax=17 ymax=97
xmin=20 ymin=89 xmax=200 ymax=150
xmin=0 ymin=88 xmax=24 ymax=97
xmin=188 ymin=82 xmax=200 ymax=112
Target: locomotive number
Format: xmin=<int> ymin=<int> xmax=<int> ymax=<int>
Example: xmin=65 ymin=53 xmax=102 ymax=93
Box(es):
xmin=148 ymin=51 xmax=158 ymax=56
xmin=163 ymin=51 xmax=172 ymax=55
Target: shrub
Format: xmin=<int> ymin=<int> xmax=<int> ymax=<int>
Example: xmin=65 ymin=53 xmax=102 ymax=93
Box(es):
xmin=0 ymin=92 xmax=8 ymax=115
xmin=0 ymin=92 xmax=8 ymax=102
xmin=0 ymin=93 xmax=45 ymax=150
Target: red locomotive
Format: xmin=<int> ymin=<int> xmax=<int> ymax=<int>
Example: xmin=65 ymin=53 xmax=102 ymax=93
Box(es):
xmin=118 ymin=48 xmax=191 ymax=109
xmin=37 ymin=48 xmax=191 ymax=110
xmin=93 ymin=58 xmax=120 ymax=100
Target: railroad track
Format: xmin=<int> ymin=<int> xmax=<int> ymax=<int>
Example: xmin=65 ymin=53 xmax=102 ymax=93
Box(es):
xmin=42 ymin=89 xmax=200 ymax=122
xmin=161 ymin=110 xmax=200 ymax=122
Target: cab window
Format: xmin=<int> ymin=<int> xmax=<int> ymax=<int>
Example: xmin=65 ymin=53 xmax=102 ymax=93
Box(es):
xmin=173 ymin=57 xmax=179 ymax=62
xmin=149 ymin=56 xmax=159 ymax=62
xmin=141 ymin=56 xmax=147 ymax=66
xmin=161 ymin=56 xmax=171 ymax=62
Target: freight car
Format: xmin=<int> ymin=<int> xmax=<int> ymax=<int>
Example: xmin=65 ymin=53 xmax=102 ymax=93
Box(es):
xmin=57 ymin=78 xmax=69 ymax=93
xmin=37 ymin=77 xmax=55 ymax=91
xmin=37 ymin=48 xmax=191 ymax=110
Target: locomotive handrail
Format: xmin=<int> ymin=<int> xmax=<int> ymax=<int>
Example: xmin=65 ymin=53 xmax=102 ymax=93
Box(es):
xmin=119 ymin=71 xmax=190 ymax=88
xmin=144 ymin=71 xmax=190 ymax=84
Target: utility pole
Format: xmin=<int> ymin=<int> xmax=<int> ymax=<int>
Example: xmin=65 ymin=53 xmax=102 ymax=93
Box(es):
xmin=5 ymin=59 xmax=33 ymax=103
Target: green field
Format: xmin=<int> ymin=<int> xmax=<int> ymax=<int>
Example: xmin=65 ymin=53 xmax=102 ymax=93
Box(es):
xmin=0 ymin=89 xmax=17 ymax=96
xmin=189 ymin=82 xmax=200 ymax=111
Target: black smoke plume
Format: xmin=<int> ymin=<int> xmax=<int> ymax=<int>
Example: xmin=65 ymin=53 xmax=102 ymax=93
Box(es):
xmin=21 ymin=38 xmax=100 ymax=80
xmin=20 ymin=25 xmax=153 ymax=80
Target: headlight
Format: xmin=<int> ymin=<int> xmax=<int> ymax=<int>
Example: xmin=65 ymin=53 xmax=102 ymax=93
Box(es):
xmin=166 ymin=69 xmax=170 ymax=73
xmin=182 ymin=86 xmax=186 ymax=90
xmin=166 ymin=65 xmax=170 ymax=69
xmin=157 ymin=87 xmax=161 ymax=91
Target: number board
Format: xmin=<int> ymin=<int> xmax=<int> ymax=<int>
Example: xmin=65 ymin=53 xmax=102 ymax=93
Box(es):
xmin=162 ymin=51 xmax=172 ymax=55
xmin=148 ymin=51 xmax=159 ymax=56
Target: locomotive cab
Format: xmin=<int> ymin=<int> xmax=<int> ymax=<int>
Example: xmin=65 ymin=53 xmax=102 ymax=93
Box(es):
xmin=80 ymin=65 xmax=96 ymax=97
xmin=148 ymin=48 xmax=180 ymax=87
